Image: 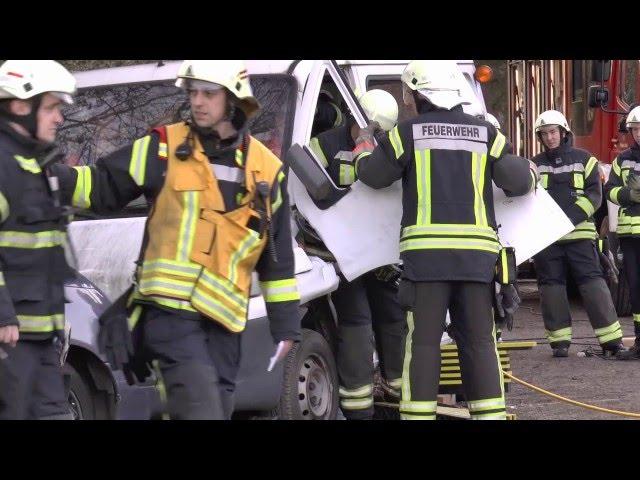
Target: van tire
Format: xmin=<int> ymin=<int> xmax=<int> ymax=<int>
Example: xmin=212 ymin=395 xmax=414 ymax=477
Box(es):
xmin=278 ymin=329 xmax=339 ymax=420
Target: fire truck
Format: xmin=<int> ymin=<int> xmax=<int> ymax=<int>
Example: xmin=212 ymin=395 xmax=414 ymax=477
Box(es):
xmin=507 ymin=60 xmax=636 ymax=315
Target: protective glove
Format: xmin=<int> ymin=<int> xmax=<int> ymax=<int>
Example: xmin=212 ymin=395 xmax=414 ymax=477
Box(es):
xmin=494 ymin=283 xmax=521 ymax=331
xmin=629 ymin=189 xmax=640 ymax=203
xmin=374 ymin=264 xmax=402 ymax=287
xmin=627 ymin=172 xmax=640 ymax=191
xmin=599 ymin=249 xmax=619 ymax=285
xmin=355 ymin=121 xmax=382 ymax=145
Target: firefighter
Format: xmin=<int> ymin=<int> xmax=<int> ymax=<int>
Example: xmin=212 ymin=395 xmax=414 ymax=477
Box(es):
xmin=53 ymin=60 xmax=301 ymax=419
xmin=354 ymin=60 xmax=536 ymax=420
xmin=532 ymin=110 xmax=627 ymax=358
xmin=605 ymin=105 xmax=640 ymax=359
xmin=0 ymin=60 xmax=77 ymax=419
xmin=308 ymin=89 xmax=405 ymax=419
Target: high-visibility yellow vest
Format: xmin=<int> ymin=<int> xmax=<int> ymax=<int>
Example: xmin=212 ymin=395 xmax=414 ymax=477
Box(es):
xmin=135 ymin=122 xmax=282 ymax=333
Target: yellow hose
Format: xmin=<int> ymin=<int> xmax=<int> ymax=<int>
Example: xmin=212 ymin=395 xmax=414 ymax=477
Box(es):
xmin=504 ymin=371 xmax=640 ymax=419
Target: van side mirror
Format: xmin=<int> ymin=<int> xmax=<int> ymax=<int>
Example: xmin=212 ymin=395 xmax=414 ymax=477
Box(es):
xmin=285 ymin=143 xmax=349 ymax=210
xmin=591 ymin=60 xmax=611 ymax=82
xmin=588 ymin=85 xmax=609 ymax=108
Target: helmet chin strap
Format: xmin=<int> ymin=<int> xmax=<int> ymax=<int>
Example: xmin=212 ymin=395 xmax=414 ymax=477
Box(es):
xmin=0 ymin=95 xmax=42 ymax=139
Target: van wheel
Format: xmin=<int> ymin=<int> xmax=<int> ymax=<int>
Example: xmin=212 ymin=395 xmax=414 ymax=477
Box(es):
xmin=66 ymin=363 xmax=110 ymax=420
xmin=602 ymin=218 xmax=633 ymax=317
xmin=278 ymin=329 xmax=338 ymax=420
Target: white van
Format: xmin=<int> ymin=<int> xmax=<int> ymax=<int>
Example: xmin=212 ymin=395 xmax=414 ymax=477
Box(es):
xmin=61 ymin=60 xmax=489 ymax=419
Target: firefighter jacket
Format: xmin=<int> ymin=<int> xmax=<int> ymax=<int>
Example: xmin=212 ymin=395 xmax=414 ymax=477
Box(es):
xmin=604 ymin=142 xmax=640 ymax=238
xmin=355 ymin=105 xmax=536 ymax=283
xmin=55 ymin=122 xmax=301 ymax=342
xmin=531 ymin=136 xmax=601 ymax=243
xmin=0 ymin=121 xmax=72 ymax=339
xmin=309 ymin=123 xmax=357 ymax=187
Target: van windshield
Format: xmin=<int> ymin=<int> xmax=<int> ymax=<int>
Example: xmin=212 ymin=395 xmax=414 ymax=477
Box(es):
xmin=58 ymin=74 xmax=296 ymax=166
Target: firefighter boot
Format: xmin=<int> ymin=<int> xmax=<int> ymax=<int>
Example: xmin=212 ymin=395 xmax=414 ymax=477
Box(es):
xmin=616 ymin=339 xmax=640 ymax=360
xmin=578 ymin=279 xmax=624 ymax=350
xmin=539 ymin=284 xmax=572 ymax=356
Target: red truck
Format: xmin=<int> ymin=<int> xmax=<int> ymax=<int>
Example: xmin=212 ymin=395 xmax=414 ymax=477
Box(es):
xmin=507 ymin=60 xmax=637 ymax=315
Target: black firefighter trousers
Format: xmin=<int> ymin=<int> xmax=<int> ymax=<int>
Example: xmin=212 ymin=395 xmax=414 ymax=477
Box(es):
xmin=331 ymin=271 xmax=406 ymax=420
xmin=534 ymin=240 xmax=623 ymax=349
xmin=399 ymin=281 xmax=506 ymax=420
xmin=620 ymin=237 xmax=640 ymax=337
xmin=137 ymin=305 xmax=242 ymax=420
xmin=0 ymin=338 xmax=72 ymax=420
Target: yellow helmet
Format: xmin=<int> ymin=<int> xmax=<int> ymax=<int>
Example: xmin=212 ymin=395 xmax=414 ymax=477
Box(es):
xmin=401 ymin=60 xmax=470 ymax=110
xmin=534 ymin=110 xmax=570 ymax=133
xmin=626 ymin=106 xmax=640 ymax=130
xmin=176 ymin=60 xmax=260 ymax=118
xmin=0 ymin=60 xmax=76 ymax=104
xmin=359 ymin=89 xmax=398 ymax=131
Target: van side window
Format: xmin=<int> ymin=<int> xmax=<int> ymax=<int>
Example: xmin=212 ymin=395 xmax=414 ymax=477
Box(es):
xmin=366 ymin=77 xmax=415 ymax=122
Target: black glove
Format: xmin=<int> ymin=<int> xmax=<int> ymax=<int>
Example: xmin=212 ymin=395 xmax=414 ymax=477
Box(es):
xmin=494 ymin=283 xmax=521 ymax=331
xmin=374 ymin=264 xmax=402 ymax=286
xmin=628 ymin=172 xmax=640 ymax=191
xmin=599 ymin=249 xmax=619 ymax=285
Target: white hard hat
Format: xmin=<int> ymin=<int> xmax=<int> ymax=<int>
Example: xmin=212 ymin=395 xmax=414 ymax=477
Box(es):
xmin=359 ymin=89 xmax=398 ymax=131
xmin=0 ymin=60 xmax=76 ymax=104
xmin=176 ymin=60 xmax=260 ymax=118
xmin=485 ymin=112 xmax=501 ymax=130
xmin=401 ymin=60 xmax=471 ymax=110
xmin=625 ymin=106 xmax=640 ymax=130
xmin=534 ymin=110 xmax=570 ymax=133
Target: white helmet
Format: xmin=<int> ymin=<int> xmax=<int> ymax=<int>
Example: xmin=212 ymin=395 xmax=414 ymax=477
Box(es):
xmin=359 ymin=89 xmax=398 ymax=131
xmin=0 ymin=60 xmax=76 ymax=104
xmin=534 ymin=110 xmax=570 ymax=133
xmin=485 ymin=112 xmax=501 ymax=130
xmin=401 ymin=60 xmax=471 ymax=110
xmin=176 ymin=60 xmax=260 ymax=118
xmin=625 ymin=106 xmax=640 ymax=130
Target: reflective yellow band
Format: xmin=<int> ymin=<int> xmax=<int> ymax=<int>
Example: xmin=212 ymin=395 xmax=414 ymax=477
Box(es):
xmin=585 ymin=157 xmax=598 ymax=177
xmin=17 ymin=314 xmax=64 ymax=333
xmin=339 ymin=384 xmax=373 ymax=398
xmin=489 ymin=131 xmax=506 ymax=158
xmin=467 ymin=397 xmax=505 ymax=413
xmin=0 ymin=230 xmax=64 ymax=249
xmin=191 ymin=287 xmax=246 ymax=332
xmin=235 ymin=148 xmax=243 ymax=167
xmin=400 ymin=237 xmax=501 ymax=254
xmin=573 ymin=172 xmax=584 ymax=190
xmin=415 ymin=149 xmax=431 ymax=225
xmin=354 ymin=150 xmax=371 ymax=174
xmin=176 ymin=191 xmax=199 ymax=263
xmin=127 ymin=305 xmax=143 ymax=330
xmin=595 ymin=321 xmax=622 ymax=344
xmin=472 ymin=152 xmax=488 ymax=226
xmin=610 ymin=186 xmax=622 ymax=204
xmin=617 ymin=213 xmax=640 ymax=235
xmin=575 ymin=196 xmax=595 ymax=217
xmin=387 ymin=378 xmax=403 ymax=390
xmin=197 ymin=269 xmax=248 ymax=311
xmin=340 ymin=397 xmax=373 ymax=410
xmin=339 ymin=164 xmax=355 ymax=185
xmin=272 ymin=172 xmax=285 ymax=214
xmin=14 ymin=155 xmax=41 ymax=174
xmin=561 ymin=220 xmax=596 ymax=241
xmin=633 ymin=314 xmax=640 ymax=324
xmin=309 ymin=137 xmax=329 ymax=168
xmin=158 ymin=142 xmax=168 ymax=158
xmin=132 ymin=290 xmax=198 ymax=313
xmin=138 ymin=277 xmax=195 ymax=299
xmin=142 ymin=259 xmax=202 ymax=280
xmin=612 ymin=158 xmax=621 ymax=176
xmin=228 ymin=231 xmax=262 ymax=286
xmin=402 ymin=311 xmax=415 ymax=401
xmin=0 ymin=191 xmax=9 ymax=223
xmin=389 ymin=125 xmax=404 ymax=159
xmin=260 ymin=278 xmax=300 ymax=303
xmin=129 ymin=135 xmax=151 ymax=186
xmin=500 ymin=248 xmax=509 ymax=284
xmin=400 ymin=413 xmax=436 ymax=420
xmin=0 ymin=271 xmax=4 ymax=286
xmin=541 ymin=173 xmax=549 ymax=189
xmin=72 ymin=166 xmax=92 ymax=209
xmin=400 ymin=400 xmax=437 ymax=413
xmin=545 ymin=327 xmax=572 ymax=342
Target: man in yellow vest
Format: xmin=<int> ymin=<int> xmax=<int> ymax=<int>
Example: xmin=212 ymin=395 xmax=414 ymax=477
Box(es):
xmin=53 ymin=60 xmax=301 ymax=419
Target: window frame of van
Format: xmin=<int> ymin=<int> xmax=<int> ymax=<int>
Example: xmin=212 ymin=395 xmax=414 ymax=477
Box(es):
xmin=64 ymin=73 xmax=298 ymax=220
